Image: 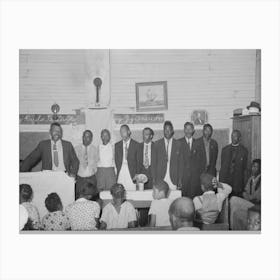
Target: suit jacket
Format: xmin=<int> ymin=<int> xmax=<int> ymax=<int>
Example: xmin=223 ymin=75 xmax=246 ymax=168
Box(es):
xmin=178 ymin=137 xmax=201 ymax=198
xmin=219 ymin=144 xmax=248 ymax=194
xmin=153 ymin=138 xmax=180 ymax=186
xmin=20 ymin=139 xmax=80 ymax=175
xmin=195 ymin=137 xmax=218 ymax=176
xmin=138 ymin=142 xmax=156 ymax=189
xmin=115 ymin=139 xmax=140 ymax=180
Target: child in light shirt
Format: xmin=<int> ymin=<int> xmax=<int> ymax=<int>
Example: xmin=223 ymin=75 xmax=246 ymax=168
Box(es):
xmin=149 ymin=181 xmax=172 ymax=227
xmin=20 ymin=184 xmax=41 ymax=230
xmin=193 ymin=173 xmax=232 ymax=224
xmin=66 ymin=182 xmax=101 ymax=231
xmin=96 ymin=129 xmax=117 ymax=191
xmin=42 ymin=193 xmax=70 ymax=231
xmin=247 ymin=205 xmax=261 ymax=231
xmin=100 ymin=183 xmax=136 ymax=230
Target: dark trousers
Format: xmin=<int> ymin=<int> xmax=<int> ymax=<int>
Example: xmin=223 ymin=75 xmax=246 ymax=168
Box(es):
xmin=75 ymin=174 xmax=97 ymax=200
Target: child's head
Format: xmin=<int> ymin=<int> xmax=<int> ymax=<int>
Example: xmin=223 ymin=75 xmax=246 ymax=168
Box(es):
xmin=200 ymin=173 xmax=215 ymax=192
xmin=45 ymin=193 xmax=63 ymax=213
xmin=20 ymin=184 xmax=33 ymax=203
xmin=247 ymin=205 xmax=261 ymax=231
xmin=251 ymin=159 xmax=261 ymax=177
xmin=79 ymin=181 xmax=99 ymax=201
xmin=152 ymin=181 xmax=170 ymax=200
xmin=110 ymin=183 xmax=126 ymax=202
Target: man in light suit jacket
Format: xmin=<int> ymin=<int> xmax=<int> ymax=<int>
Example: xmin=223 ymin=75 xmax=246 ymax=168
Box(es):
xmin=20 ymin=122 xmax=79 ymax=177
xmin=219 ymin=130 xmax=248 ymax=197
xmin=115 ymin=124 xmax=140 ymax=191
xmin=178 ymin=122 xmax=201 ymax=198
xmin=195 ymin=123 xmax=218 ymax=177
xmin=138 ymin=127 xmax=156 ymax=190
xmin=154 ymin=121 xmax=180 ymax=190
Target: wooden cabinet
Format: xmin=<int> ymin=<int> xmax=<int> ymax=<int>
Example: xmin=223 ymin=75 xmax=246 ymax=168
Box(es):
xmin=232 ymin=114 xmax=261 ymax=168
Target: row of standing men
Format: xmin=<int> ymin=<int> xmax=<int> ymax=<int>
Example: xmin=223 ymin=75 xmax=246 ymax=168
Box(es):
xmin=20 ymin=120 xmax=248 ymax=199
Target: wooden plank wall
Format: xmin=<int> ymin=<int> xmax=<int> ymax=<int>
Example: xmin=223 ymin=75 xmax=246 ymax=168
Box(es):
xmin=110 ymin=49 xmax=256 ymax=129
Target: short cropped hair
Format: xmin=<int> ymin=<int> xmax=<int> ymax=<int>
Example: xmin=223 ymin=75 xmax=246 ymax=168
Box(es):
xmin=83 ymin=129 xmax=93 ymax=138
xmin=200 ymin=173 xmax=214 ymax=191
xmin=79 ymin=181 xmax=99 ymax=198
xmin=169 ymin=197 xmax=195 ymax=223
xmin=203 ymin=123 xmax=213 ymax=132
xmin=101 ymin=129 xmax=111 ymax=137
xmin=120 ymin=124 xmax=130 ymax=131
xmin=20 ymin=184 xmax=33 ymax=201
xmin=110 ymin=183 xmax=126 ymax=199
xmin=143 ymin=127 xmax=154 ymax=136
xmin=164 ymin=121 xmax=174 ymax=130
xmin=154 ymin=181 xmax=170 ymax=197
xmin=232 ymin=129 xmax=241 ymax=138
xmin=184 ymin=122 xmax=194 ymax=129
xmin=45 ymin=193 xmax=62 ymax=212
xmin=50 ymin=122 xmax=61 ymax=130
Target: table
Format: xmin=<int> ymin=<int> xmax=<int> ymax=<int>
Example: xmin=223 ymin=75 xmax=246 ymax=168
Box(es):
xmin=19 ymin=171 xmax=75 ymax=219
xmin=100 ymin=190 xmax=182 ymax=208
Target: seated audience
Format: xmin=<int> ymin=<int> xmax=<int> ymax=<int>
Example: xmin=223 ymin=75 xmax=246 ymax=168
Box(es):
xmin=149 ymin=181 xmax=172 ymax=227
xmin=168 ymin=197 xmax=200 ymax=231
xmin=100 ymin=183 xmax=136 ymax=230
xmin=229 ymin=159 xmax=261 ymax=230
xmin=42 ymin=193 xmax=70 ymax=231
xmin=20 ymin=184 xmax=41 ymax=229
xmin=247 ymin=205 xmax=261 ymax=231
xmin=193 ymin=173 xmax=232 ymax=224
xmin=66 ymin=182 xmax=100 ymax=231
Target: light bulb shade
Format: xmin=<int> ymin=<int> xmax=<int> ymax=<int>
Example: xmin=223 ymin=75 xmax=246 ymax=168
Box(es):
xmin=51 ymin=103 xmax=60 ymax=114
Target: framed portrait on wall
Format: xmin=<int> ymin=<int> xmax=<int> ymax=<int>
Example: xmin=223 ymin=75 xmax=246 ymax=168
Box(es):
xmin=135 ymin=81 xmax=168 ymax=111
xmin=191 ymin=110 xmax=208 ymax=125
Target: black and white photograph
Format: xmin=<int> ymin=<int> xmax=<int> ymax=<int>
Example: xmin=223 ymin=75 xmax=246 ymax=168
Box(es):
xmin=1 ymin=1 xmax=280 ymax=280
xmin=19 ymin=49 xmax=261 ymax=233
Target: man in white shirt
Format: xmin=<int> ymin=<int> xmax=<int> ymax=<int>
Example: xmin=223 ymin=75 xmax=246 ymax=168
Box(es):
xmin=75 ymin=130 xmax=98 ymax=199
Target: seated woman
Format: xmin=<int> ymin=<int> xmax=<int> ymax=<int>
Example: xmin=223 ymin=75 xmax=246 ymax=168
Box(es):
xmin=229 ymin=159 xmax=261 ymax=230
xmin=100 ymin=183 xmax=136 ymax=230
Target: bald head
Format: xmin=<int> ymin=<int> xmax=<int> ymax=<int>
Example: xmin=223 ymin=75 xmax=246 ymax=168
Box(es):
xmin=168 ymin=197 xmax=195 ymax=230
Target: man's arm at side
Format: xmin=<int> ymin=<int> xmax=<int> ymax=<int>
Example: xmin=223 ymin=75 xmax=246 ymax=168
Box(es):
xmin=69 ymin=142 xmax=79 ymax=176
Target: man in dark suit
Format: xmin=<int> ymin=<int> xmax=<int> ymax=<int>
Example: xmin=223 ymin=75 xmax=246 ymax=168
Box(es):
xmin=196 ymin=123 xmax=218 ymax=177
xmin=20 ymin=122 xmax=79 ymax=177
xmin=139 ymin=127 xmax=156 ymax=190
xmin=219 ymin=130 xmax=248 ymax=197
xmin=115 ymin=124 xmax=140 ymax=191
xmin=178 ymin=122 xmax=201 ymax=198
xmin=154 ymin=121 xmax=180 ymax=190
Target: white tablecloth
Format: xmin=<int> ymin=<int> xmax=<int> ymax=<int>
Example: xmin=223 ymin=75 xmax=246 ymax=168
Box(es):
xmin=19 ymin=171 xmax=75 ymax=219
xmin=100 ymin=189 xmax=182 ymax=201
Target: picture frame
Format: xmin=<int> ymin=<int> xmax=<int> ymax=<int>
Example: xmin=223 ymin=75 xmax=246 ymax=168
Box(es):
xmin=191 ymin=110 xmax=208 ymax=126
xmin=135 ymin=81 xmax=168 ymax=112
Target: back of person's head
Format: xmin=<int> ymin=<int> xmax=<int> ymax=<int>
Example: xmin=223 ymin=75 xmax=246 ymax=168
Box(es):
xmin=45 ymin=193 xmax=62 ymax=212
xmin=20 ymin=184 xmax=33 ymax=203
xmin=154 ymin=181 xmax=170 ymax=198
xmin=247 ymin=205 xmax=261 ymax=231
xmin=168 ymin=197 xmax=195 ymax=230
xmin=79 ymin=181 xmax=99 ymax=200
xmin=200 ymin=173 xmax=214 ymax=192
xmin=110 ymin=183 xmax=125 ymax=200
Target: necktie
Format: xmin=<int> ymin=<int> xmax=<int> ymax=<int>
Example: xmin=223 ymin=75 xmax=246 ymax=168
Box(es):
xmin=85 ymin=146 xmax=88 ymax=167
xmin=125 ymin=143 xmax=128 ymax=160
xmin=166 ymin=140 xmax=170 ymax=162
xmin=53 ymin=143 xmax=59 ymax=167
xmin=144 ymin=144 xmax=149 ymax=168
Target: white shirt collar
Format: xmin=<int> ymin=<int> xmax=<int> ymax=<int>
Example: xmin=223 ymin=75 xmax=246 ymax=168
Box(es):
xmin=123 ymin=138 xmax=131 ymax=146
xmin=51 ymin=139 xmax=62 ymax=145
xmin=144 ymin=141 xmax=152 ymax=146
xmin=76 ymin=197 xmax=88 ymax=202
xmin=203 ymin=190 xmax=215 ymax=195
xmin=185 ymin=137 xmax=193 ymax=144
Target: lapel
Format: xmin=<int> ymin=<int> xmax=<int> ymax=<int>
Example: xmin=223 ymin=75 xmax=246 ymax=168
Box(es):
xmin=46 ymin=139 xmax=52 ymax=167
xmin=160 ymin=138 xmax=167 ymax=160
xmin=61 ymin=140 xmax=67 ymax=167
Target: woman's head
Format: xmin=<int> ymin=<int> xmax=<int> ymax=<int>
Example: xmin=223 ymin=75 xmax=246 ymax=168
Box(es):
xmin=45 ymin=193 xmax=63 ymax=212
xmin=20 ymin=184 xmax=33 ymax=203
xmin=79 ymin=181 xmax=99 ymax=200
xmin=110 ymin=183 xmax=126 ymax=201
xmin=251 ymin=159 xmax=261 ymax=176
